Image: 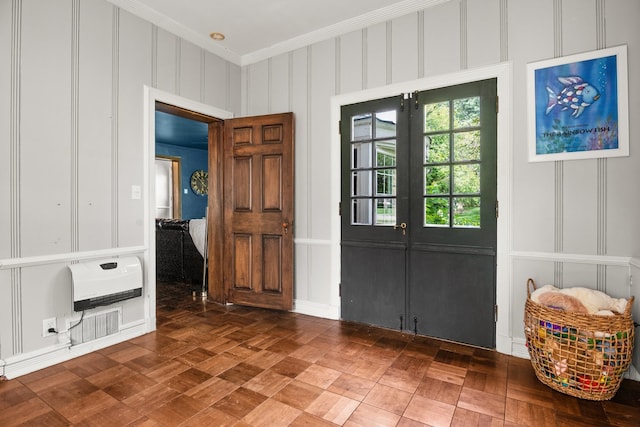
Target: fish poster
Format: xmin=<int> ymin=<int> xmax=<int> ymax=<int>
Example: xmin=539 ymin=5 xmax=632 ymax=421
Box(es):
xmin=527 ymin=45 xmax=628 ymax=162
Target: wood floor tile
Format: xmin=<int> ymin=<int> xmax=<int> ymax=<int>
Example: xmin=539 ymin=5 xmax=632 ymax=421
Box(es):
xmin=378 ymin=367 xmax=423 ymax=394
xmin=363 ymin=383 xmax=413 ymax=415
xmin=289 ymin=343 xmax=329 ymax=362
xmin=244 ymin=369 xmax=292 ymax=397
xmin=289 ymin=412 xmax=339 ymax=426
xmin=403 ymin=394 xmax=456 ymax=427
xmin=122 ymin=383 xmax=181 ymax=415
xmin=344 ymin=403 xmax=401 ymax=427
xmin=0 ymin=396 xmax=52 ymax=426
xmin=273 ymin=380 xmax=325 ymax=411
xmin=146 ymin=394 xmax=208 ymax=425
xmin=3 ymin=280 xmax=636 ymax=426
xmin=184 ymin=376 xmax=239 ymax=406
xmin=180 ymin=407 xmax=239 ymax=427
xmin=62 ymin=352 xmax=120 ymax=378
xmin=270 ymin=356 xmax=313 ymax=378
xmin=17 ymin=410 xmax=70 ymax=427
xmin=347 ymin=358 xmax=389 ymax=382
xmin=164 ymin=367 xmax=212 ymax=393
xmin=306 ymin=390 xmax=360 ymax=425
xmin=38 ymin=377 xmax=100 ymax=409
xmin=296 ymin=364 xmax=343 ymax=389
xmin=57 ymin=389 xmax=121 ymax=424
xmin=79 ymin=400 xmax=145 ymax=426
xmin=328 ymin=372 xmax=377 ymax=401
xmin=217 ymin=362 xmax=264 ymax=385
xmin=457 ymin=387 xmax=506 ymax=419
xmin=450 ymin=407 xmax=504 ymax=427
xmin=242 ymin=399 xmax=302 ymax=427
xmin=415 ymin=376 xmax=462 ymax=406
xmin=425 ymin=360 xmax=468 ymax=386
xmin=396 ymin=417 xmax=429 ymax=427
xmin=463 ymin=368 xmax=507 ymax=396
xmin=103 ymin=371 xmax=158 ymax=400
xmin=211 ymin=386 xmax=268 ymax=419
xmin=0 ymin=380 xmax=37 ymax=408
xmin=504 ymin=396 xmax=557 ymax=427
xmin=244 ymin=349 xmax=287 ymax=370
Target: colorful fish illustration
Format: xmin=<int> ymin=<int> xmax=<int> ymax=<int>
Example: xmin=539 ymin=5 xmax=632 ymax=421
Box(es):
xmin=546 ymin=76 xmax=600 ymax=118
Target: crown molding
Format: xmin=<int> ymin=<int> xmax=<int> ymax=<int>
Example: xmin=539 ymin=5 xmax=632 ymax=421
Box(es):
xmin=106 ymin=0 xmax=241 ymax=65
xmin=106 ymin=0 xmax=449 ymax=67
xmin=240 ymin=0 xmax=450 ymax=66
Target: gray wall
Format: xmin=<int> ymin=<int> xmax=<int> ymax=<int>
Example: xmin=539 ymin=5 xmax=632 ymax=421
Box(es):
xmin=0 ymin=0 xmax=240 ymax=365
xmin=240 ymin=0 xmax=640 ymax=363
xmin=1 ymin=0 xmax=638 ymax=376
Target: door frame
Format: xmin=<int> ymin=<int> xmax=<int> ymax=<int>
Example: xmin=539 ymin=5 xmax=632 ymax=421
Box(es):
xmin=143 ymin=86 xmax=233 ymax=330
xmin=330 ymin=62 xmax=513 ymax=353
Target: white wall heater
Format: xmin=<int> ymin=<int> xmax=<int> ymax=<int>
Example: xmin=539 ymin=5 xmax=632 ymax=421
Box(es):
xmin=69 ymin=257 xmax=142 ymax=311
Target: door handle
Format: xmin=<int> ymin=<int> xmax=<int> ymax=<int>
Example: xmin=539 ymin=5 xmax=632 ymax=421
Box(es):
xmin=282 ymin=222 xmax=289 ymax=234
xmin=393 ymin=222 xmax=407 ymax=235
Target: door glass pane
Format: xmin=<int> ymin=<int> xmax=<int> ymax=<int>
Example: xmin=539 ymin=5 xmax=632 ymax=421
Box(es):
xmin=425 ymin=166 xmax=450 ymax=195
xmin=376 ymin=140 xmax=396 ymax=167
xmin=352 ymin=199 xmax=372 ymax=225
xmin=453 ymin=96 xmax=480 ymax=129
xmin=425 ymin=198 xmax=450 ymax=226
xmin=351 ymin=171 xmax=372 ymax=196
xmin=425 ymin=134 xmax=450 ymax=163
xmin=352 ymin=114 xmax=372 ymax=141
xmin=453 ymin=197 xmax=480 ymax=227
xmin=376 ymin=169 xmax=396 ymax=196
xmin=453 ymin=164 xmax=480 ymax=194
xmin=352 ymin=142 xmax=372 ymax=168
xmin=375 ymin=111 xmax=397 ymax=137
xmin=454 ymin=131 xmax=480 ymax=162
xmin=424 ymin=101 xmax=450 ymax=132
xmin=375 ymin=198 xmax=396 ymax=225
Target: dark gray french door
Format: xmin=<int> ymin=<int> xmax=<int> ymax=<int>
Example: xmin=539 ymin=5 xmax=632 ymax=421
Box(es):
xmin=341 ymin=79 xmax=497 ymax=348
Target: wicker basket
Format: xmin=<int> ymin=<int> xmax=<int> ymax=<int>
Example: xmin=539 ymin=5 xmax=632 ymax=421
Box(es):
xmin=524 ymin=278 xmax=634 ymax=400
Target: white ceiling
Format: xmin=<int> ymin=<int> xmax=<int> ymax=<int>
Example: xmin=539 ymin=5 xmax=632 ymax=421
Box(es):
xmin=107 ymin=0 xmax=449 ymax=66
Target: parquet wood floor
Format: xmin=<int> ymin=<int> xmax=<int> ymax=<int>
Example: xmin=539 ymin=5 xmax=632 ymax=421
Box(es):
xmin=1 ymin=280 xmax=639 ymax=426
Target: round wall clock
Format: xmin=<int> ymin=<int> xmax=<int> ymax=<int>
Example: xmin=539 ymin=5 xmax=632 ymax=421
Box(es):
xmin=190 ymin=169 xmax=208 ymax=195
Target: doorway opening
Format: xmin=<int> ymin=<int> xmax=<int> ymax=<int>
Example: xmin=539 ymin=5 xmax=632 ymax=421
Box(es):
xmin=155 ymin=156 xmax=181 ymax=219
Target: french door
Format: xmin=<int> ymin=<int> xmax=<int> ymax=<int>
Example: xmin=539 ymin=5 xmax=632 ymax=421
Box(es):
xmin=340 ymin=79 xmax=497 ymax=348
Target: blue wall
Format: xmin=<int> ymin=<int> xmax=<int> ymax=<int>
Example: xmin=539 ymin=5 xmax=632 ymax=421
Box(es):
xmin=156 ymin=143 xmax=208 ymax=219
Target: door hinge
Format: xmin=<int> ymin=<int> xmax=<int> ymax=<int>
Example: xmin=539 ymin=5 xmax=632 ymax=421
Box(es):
xmin=494 ymin=304 xmax=498 ymax=322
xmin=495 ymin=200 xmax=499 ymax=219
xmin=495 ymin=95 xmax=499 ymax=114
xmin=338 ymin=120 xmax=342 ymax=134
xmin=338 ymin=202 xmax=342 ymax=216
xmin=339 ymin=283 xmax=342 ymax=297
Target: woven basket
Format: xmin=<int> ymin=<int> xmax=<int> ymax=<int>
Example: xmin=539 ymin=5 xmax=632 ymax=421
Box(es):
xmin=524 ymin=278 xmax=634 ymax=400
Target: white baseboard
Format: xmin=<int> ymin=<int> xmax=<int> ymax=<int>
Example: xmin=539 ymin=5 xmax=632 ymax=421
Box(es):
xmin=2 ymin=322 xmax=149 ymax=379
xmin=293 ymin=299 xmax=340 ymax=320
xmin=511 ymin=337 xmax=530 ymax=359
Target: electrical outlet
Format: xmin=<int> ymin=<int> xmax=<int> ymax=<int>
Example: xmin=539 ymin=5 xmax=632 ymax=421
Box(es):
xmin=42 ymin=317 xmax=56 ymax=337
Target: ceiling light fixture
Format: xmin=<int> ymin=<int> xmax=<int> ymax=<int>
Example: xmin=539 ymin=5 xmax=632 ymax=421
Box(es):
xmin=209 ymin=32 xmax=225 ymax=41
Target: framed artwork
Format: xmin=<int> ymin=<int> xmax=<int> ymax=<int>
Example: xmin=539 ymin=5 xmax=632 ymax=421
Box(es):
xmin=527 ymin=45 xmax=628 ymax=162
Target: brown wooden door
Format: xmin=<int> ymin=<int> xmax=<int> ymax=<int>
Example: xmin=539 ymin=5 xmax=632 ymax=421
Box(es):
xmin=223 ymin=112 xmax=294 ymax=310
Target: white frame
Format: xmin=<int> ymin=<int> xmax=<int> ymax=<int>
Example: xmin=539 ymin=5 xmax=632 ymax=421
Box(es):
xmin=527 ymin=45 xmax=629 ymax=162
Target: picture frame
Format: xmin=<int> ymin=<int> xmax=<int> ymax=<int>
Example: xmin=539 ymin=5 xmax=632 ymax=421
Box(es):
xmin=527 ymin=45 xmax=628 ymax=162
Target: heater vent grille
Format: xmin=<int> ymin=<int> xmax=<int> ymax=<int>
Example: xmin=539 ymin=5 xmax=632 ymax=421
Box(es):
xmin=69 ymin=309 xmax=119 ymax=345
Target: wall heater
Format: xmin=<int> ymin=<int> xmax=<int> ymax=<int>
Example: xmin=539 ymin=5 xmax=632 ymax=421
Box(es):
xmin=69 ymin=257 xmax=142 ymax=311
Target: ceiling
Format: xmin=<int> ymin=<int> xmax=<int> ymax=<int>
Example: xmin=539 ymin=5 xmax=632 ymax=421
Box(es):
xmin=138 ymin=0 xmax=448 ymax=148
xmin=155 ymin=111 xmax=209 ymax=150
xmin=108 ymin=0 xmax=447 ymax=65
